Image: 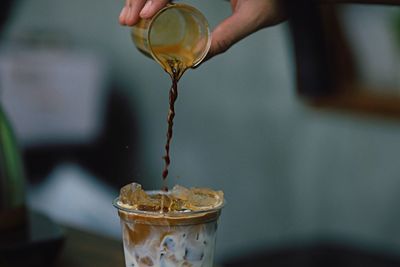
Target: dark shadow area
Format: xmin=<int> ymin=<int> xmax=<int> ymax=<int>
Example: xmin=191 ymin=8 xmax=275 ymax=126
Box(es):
xmin=0 ymin=0 xmax=13 ymax=35
xmin=0 ymin=211 xmax=65 ymax=267
xmin=223 ymin=241 xmax=400 ymax=267
xmin=24 ymin=88 xmax=141 ymax=190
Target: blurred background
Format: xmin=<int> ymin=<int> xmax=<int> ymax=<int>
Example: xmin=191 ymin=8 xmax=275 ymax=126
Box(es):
xmin=2 ymin=0 xmax=400 ymax=266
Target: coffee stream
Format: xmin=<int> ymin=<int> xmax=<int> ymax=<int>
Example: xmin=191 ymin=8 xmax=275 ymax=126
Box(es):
xmin=161 ymin=59 xmax=185 ymax=191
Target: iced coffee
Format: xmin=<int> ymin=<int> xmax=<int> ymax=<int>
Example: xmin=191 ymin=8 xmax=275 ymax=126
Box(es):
xmin=114 ymin=183 xmax=224 ymax=267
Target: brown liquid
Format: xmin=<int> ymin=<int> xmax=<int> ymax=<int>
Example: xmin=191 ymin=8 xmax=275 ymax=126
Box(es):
xmin=152 ymin=44 xmax=195 ymax=80
xmin=153 ymin=45 xmax=195 ymax=190
xmin=161 ymin=70 xmax=178 ymax=182
xmin=160 ymin=60 xmax=183 ymax=191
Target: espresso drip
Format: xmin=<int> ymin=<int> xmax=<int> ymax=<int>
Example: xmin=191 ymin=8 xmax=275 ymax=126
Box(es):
xmin=161 ymin=59 xmax=185 ymax=190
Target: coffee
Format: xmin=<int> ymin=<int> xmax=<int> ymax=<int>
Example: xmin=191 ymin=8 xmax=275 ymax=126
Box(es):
xmin=114 ymin=183 xmax=224 ymax=267
xmin=156 ymin=49 xmax=193 ymax=187
xmin=161 ymin=59 xmax=180 ymax=184
xmin=118 ymin=4 xmax=219 ymax=267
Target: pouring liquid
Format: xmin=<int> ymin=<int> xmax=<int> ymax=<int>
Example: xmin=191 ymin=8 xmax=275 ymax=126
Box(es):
xmin=152 ymin=44 xmax=197 ymax=191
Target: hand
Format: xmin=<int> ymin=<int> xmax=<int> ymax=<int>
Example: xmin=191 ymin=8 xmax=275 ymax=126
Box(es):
xmin=207 ymin=0 xmax=285 ymax=60
xmin=119 ymin=0 xmax=170 ymax=25
xmin=119 ymin=0 xmax=285 ymax=61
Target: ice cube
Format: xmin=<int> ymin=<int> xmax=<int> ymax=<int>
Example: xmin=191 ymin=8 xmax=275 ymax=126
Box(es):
xmin=120 ymin=183 xmax=148 ymax=207
xmin=185 ymin=188 xmax=224 ymax=211
xmin=119 ymin=183 xmax=223 ymax=212
xmin=162 ymin=236 xmax=176 ymax=252
xmin=171 ymin=185 xmax=191 ymax=201
xmin=184 ymin=246 xmax=204 ymax=261
xmin=136 ymin=193 xmax=165 ymax=212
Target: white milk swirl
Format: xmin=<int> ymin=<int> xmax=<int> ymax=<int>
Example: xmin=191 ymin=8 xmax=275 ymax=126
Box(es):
xmin=121 ymin=221 xmax=218 ymax=267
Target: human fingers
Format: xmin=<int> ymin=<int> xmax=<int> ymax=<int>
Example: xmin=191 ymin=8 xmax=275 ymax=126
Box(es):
xmin=206 ymin=0 xmax=285 ymax=60
xmin=119 ymin=2 xmax=128 ymax=25
xmin=119 ymin=0 xmax=147 ymax=26
xmin=140 ymin=0 xmax=170 ymax=19
xmin=119 ymin=0 xmax=131 ymax=25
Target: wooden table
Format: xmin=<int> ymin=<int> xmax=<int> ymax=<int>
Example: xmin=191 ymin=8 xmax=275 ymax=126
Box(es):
xmin=56 ymin=227 xmax=125 ymax=267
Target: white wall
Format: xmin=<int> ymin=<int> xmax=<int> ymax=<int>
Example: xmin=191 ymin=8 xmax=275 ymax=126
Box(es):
xmin=4 ymin=0 xmax=400 ymax=260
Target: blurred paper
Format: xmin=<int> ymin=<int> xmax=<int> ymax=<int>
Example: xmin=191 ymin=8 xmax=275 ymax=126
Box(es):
xmin=28 ymin=163 xmax=120 ymax=238
xmin=0 ymin=48 xmax=108 ymax=147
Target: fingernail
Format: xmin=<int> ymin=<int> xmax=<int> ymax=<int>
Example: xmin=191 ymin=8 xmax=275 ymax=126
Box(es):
xmin=140 ymin=0 xmax=153 ymax=18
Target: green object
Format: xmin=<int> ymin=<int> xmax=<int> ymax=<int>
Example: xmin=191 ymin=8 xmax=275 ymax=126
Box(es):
xmin=0 ymin=105 xmax=25 ymax=210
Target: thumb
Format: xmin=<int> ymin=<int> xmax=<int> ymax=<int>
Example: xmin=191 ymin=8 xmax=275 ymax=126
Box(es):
xmin=207 ymin=13 xmax=250 ymax=60
xmin=205 ymin=0 xmax=285 ymax=61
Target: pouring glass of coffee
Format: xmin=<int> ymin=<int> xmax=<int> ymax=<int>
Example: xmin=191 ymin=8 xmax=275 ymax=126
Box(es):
xmin=131 ymin=3 xmax=211 ymax=80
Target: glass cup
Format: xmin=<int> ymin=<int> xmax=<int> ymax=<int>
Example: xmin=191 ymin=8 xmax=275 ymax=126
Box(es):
xmin=131 ymin=3 xmax=211 ymax=77
xmin=114 ymin=191 xmax=223 ymax=267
